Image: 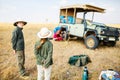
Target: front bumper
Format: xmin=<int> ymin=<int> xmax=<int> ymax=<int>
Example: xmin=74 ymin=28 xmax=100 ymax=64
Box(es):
xmin=99 ymin=36 xmax=119 ymax=42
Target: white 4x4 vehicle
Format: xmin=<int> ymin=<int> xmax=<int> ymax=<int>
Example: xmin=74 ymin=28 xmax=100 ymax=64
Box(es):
xmin=58 ymin=4 xmax=120 ymax=49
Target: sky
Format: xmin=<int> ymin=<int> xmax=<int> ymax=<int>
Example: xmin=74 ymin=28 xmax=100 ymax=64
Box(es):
xmin=0 ymin=0 xmax=120 ymax=24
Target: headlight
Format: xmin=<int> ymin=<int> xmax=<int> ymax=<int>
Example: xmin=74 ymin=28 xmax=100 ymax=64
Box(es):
xmin=100 ymin=31 xmax=105 ymax=34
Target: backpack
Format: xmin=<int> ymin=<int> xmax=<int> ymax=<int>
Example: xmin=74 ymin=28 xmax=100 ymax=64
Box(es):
xmin=68 ymin=55 xmax=91 ymax=67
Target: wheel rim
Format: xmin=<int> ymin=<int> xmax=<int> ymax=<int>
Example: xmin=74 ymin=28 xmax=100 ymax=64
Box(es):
xmin=87 ymin=38 xmax=95 ymax=48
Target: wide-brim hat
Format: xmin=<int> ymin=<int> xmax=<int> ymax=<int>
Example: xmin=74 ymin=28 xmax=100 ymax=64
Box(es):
xmin=37 ymin=28 xmax=52 ymax=38
xmin=13 ymin=21 xmax=27 ymax=26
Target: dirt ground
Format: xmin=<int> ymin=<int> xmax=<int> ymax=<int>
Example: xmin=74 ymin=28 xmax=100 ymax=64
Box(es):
xmin=0 ymin=23 xmax=120 ymax=80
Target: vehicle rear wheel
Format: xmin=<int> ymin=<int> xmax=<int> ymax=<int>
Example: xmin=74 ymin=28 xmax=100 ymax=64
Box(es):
xmin=103 ymin=41 xmax=116 ymax=47
xmin=85 ymin=35 xmax=99 ymax=49
xmin=63 ymin=31 xmax=69 ymax=40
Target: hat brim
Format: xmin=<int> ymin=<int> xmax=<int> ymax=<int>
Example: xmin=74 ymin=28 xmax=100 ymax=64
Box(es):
xmin=37 ymin=31 xmax=52 ymax=38
xmin=13 ymin=21 xmax=27 ymax=26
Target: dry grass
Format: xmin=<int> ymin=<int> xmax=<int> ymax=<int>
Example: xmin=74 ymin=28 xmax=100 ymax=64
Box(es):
xmin=0 ymin=23 xmax=120 ymax=80
xmin=107 ymin=24 xmax=120 ymax=28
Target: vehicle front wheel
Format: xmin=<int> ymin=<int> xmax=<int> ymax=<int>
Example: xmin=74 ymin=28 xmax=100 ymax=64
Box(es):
xmin=85 ymin=35 xmax=99 ymax=49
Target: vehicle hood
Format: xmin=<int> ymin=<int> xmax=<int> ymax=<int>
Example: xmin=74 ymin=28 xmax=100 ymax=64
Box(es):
xmin=92 ymin=22 xmax=106 ymax=26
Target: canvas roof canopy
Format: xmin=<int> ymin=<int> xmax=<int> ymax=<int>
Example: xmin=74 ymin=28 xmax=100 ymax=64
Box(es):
xmin=60 ymin=4 xmax=105 ymax=13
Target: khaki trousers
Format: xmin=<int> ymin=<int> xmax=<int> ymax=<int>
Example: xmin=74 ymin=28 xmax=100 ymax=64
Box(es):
xmin=16 ymin=50 xmax=25 ymax=75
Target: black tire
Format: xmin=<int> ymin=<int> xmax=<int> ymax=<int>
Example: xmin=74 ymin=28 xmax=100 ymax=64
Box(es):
xmin=85 ymin=35 xmax=99 ymax=49
xmin=103 ymin=41 xmax=116 ymax=47
xmin=63 ymin=31 xmax=69 ymax=40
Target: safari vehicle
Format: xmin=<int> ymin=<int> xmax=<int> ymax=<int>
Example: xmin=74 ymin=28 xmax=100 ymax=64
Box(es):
xmin=58 ymin=4 xmax=120 ymax=49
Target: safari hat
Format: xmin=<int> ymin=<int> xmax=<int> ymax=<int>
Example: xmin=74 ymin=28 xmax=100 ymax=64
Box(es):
xmin=13 ymin=21 xmax=27 ymax=26
xmin=37 ymin=28 xmax=52 ymax=38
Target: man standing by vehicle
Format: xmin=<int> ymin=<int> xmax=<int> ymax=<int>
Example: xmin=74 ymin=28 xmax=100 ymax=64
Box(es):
xmin=34 ymin=28 xmax=53 ymax=80
xmin=11 ymin=21 xmax=28 ymax=77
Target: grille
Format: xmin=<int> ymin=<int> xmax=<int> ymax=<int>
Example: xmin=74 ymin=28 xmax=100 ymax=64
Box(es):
xmin=103 ymin=28 xmax=119 ymax=37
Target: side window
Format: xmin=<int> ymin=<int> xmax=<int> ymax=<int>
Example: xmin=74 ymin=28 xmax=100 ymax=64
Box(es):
xmin=76 ymin=13 xmax=83 ymax=24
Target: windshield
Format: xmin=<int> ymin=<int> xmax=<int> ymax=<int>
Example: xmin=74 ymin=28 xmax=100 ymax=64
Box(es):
xmin=77 ymin=12 xmax=94 ymax=21
xmin=76 ymin=12 xmax=106 ymax=26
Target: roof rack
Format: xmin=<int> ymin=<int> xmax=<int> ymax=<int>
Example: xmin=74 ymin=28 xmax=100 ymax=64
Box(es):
xmin=60 ymin=4 xmax=105 ymax=13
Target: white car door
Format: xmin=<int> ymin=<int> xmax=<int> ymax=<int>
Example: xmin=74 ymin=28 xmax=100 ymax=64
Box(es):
xmin=69 ymin=24 xmax=84 ymax=37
